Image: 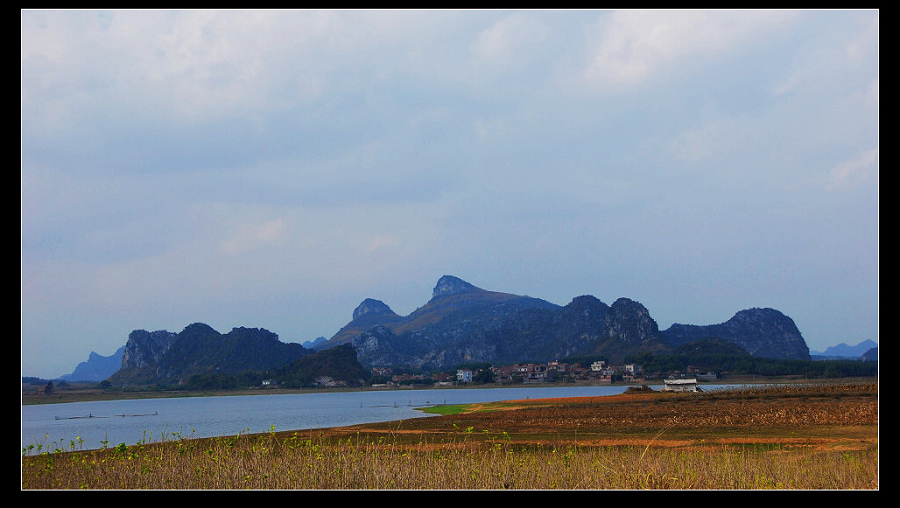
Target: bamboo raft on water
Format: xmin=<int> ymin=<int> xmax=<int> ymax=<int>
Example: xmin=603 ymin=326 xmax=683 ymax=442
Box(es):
xmin=55 ymin=411 xmax=158 ymax=420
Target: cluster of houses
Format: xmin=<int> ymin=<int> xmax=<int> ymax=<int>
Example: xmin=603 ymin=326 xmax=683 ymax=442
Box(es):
xmin=490 ymin=360 xmax=642 ymax=384
xmin=371 ymin=360 xmax=717 ymax=391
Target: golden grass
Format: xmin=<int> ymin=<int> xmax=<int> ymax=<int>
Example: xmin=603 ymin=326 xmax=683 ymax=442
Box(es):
xmin=21 ymin=430 xmax=878 ymax=489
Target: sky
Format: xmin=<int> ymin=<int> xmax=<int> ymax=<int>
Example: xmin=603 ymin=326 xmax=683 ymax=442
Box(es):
xmin=22 ymin=9 xmax=878 ymax=379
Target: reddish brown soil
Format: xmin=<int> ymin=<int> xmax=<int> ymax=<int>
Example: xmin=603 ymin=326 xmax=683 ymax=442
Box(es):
xmin=296 ymin=385 xmax=878 ymax=452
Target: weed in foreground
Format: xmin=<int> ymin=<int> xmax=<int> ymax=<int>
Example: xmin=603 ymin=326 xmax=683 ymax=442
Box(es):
xmin=22 ymin=429 xmax=877 ymax=490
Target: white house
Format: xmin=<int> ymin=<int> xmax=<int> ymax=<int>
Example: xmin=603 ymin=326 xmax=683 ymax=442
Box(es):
xmin=456 ymin=369 xmax=473 ymax=383
xmin=662 ymin=378 xmax=699 ymax=392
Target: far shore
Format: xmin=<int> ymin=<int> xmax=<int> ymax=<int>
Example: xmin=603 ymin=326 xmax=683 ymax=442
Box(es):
xmin=22 ymin=374 xmax=872 ymax=406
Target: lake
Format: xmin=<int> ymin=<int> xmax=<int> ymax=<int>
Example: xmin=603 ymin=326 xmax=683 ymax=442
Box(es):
xmin=21 ymin=384 xmax=741 ymax=452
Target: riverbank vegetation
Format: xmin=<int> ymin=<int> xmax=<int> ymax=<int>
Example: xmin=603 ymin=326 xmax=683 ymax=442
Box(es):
xmin=22 ymin=381 xmax=877 ymax=490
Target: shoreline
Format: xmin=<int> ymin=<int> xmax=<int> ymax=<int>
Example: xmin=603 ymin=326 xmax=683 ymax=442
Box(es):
xmin=22 ymin=375 xmax=875 ymax=406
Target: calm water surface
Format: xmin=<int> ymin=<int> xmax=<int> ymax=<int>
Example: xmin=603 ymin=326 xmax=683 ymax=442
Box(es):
xmin=21 ymin=384 xmax=741 ymax=452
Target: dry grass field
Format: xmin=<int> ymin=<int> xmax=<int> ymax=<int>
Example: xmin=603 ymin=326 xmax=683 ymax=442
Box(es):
xmin=21 ymin=381 xmax=877 ymax=490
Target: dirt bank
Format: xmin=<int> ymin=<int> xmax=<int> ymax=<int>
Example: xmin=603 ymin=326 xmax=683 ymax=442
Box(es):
xmin=291 ymin=382 xmax=878 ymax=452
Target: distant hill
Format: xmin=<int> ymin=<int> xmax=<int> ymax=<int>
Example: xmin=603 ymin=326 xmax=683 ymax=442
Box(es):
xmin=107 ymin=324 xmax=311 ymax=386
xmin=392 ymin=275 xmax=556 ymax=334
xmin=811 ymin=340 xmax=878 ymax=360
xmin=660 ymin=308 xmax=810 ymax=360
xmin=861 ymin=347 xmax=878 ymax=362
xmin=59 ymin=346 xmax=125 ymax=382
xmin=302 ymin=336 xmax=328 ymax=350
xmin=672 ymin=336 xmax=751 ymax=357
xmin=318 ymin=275 xmax=558 ymax=352
xmin=275 ymin=343 xmax=368 ymax=388
xmin=323 ymin=298 xmax=404 ymax=348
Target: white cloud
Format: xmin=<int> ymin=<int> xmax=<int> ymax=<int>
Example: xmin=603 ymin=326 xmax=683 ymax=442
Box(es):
xmin=775 ymin=10 xmax=877 ymax=95
xmin=584 ymin=9 xmax=797 ymax=87
xmin=21 ymin=10 xmax=365 ymax=129
xmin=828 ymin=148 xmax=878 ymax=190
xmin=220 ymin=218 xmax=287 ymax=255
xmin=470 ymin=14 xmax=548 ymax=71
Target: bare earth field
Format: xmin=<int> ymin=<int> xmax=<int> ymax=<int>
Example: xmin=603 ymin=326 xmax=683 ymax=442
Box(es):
xmin=312 ymin=382 xmax=878 ymax=453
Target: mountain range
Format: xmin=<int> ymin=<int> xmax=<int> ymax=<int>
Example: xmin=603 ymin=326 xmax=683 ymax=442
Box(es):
xmin=810 ymin=339 xmax=878 ymax=360
xmin=330 ymin=275 xmax=809 ymax=371
xmin=56 ymin=275 xmax=849 ymax=384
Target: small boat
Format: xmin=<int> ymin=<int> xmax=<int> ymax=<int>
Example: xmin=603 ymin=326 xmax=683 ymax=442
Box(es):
xmin=115 ymin=411 xmax=159 ymax=417
xmin=54 ymin=413 xmax=106 ymax=420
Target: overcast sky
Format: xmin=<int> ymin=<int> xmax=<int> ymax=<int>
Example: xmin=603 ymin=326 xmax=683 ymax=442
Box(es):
xmin=22 ymin=9 xmax=878 ymax=379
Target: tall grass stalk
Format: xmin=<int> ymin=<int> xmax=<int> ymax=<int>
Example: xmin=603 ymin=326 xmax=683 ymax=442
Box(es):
xmin=22 ymin=430 xmax=877 ymax=490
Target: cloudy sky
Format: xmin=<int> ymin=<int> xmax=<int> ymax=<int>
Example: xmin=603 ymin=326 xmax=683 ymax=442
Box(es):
xmin=22 ymin=9 xmax=878 ymax=379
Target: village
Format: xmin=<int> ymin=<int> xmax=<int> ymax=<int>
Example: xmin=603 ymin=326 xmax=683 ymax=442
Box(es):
xmin=370 ymin=360 xmax=717 ymax=392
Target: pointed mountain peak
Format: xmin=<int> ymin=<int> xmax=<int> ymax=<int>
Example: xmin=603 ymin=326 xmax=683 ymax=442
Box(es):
xmin=432 ymin=275 xmax=482 ymax=299
xmin=352 ymin=298 xmax=397 ymax=320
